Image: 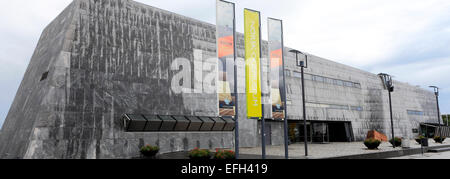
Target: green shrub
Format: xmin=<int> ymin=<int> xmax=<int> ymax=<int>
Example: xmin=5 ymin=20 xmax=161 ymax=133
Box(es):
xmin=415 ymin=136 xmax=425 ymax=144
xmin=140 ymin=145 xmax=160 ymax=158
xmin=389 ymin=137 xmax=402 ymax=147
xmin=214 ymin=149 xmax=236 ymax=160
xmin=189 ymin=148 xmax=211 ymax=159
xmin=364 ymin=138 xmax=381 ymax=150
xmin=434 ymin=136 xmax=446 ymax=143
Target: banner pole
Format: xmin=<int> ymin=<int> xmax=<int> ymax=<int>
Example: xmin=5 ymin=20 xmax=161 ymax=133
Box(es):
xmin=279 ymin=20 xmax=289 ymax=159
xmin=231 ymin=2 xmax=239 ymax=159
xmin=268 ymin=18 xmax=288 ymax=159
xmin=244 ymin=8 xmax=264 ymax=159
xmin=216 ymin=0 xmax=238 ymax=158
xmin=259 ymin=12 xmax=266 ymax=160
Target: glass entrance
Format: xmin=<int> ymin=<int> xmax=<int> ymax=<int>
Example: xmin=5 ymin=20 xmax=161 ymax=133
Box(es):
xmin=288 ymin=121 xmax=312 ymax=143
xmin=289 ymin=120 xmax=353 ymax=143
xmin=312 ymin=122 xmax=329 ymax=143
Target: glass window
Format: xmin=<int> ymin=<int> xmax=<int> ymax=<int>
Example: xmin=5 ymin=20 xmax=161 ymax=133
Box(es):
xmin=344 ymin=81 xmax=354 ymax=87
xmin=334 ymin=79 xmax=344 ymax=86
xmin=324 ymin=78 xmax=333 ymax=84
xmin=407 ymin=110 xmax=424 ymax=116
xmin=329 ymin=105 xmax=348 ymax=110
xmin=40 ymin=71 xmax=49 ymax=81
xmin=354 ymin=83 xmax=361 ymax=88
xmin=351 ymin=106 xmax=363 ymax=111
xmin=314 ymin=76 xmax=324 ymax=82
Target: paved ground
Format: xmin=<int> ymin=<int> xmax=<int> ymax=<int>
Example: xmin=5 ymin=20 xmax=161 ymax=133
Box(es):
xmin=235 ymin=139 xmax=450 ymax=159
xmin=155 ymin=139 xmax=450 ymax=159
xmin=389 ymin=151 xmax=450 ymax=159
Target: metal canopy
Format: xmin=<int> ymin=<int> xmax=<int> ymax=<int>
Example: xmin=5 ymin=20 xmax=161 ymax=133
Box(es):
xmin=186 ymin=116 xmax=203 ymax=131
xmin=211 ymin=117 xmax=226 ymax=131
xmin=143 ymin=115 xmax=162 ymax=131
xmin=124 ymin=114 xmax=147 ymax=132
xmin=199 ymin=117 xmax=215 ymax=131
xmin=123 ymin=114 xmax=235 ymax=132
xmin=172 ymin=116 xmax=190 ymax=131
xmin=222 ymin=117 xmax=236 ymax=131
xmin=158 ymin=115 xmax=177 ymax=131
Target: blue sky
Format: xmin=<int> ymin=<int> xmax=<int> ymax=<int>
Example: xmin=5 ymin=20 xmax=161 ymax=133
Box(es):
xmin=1 ymin=0 xmax=449 ymax=128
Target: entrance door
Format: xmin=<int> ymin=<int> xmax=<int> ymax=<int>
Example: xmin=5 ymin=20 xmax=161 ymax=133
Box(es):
xmin=289 ymin=121 xmax=353 ymax=143
xmin=312 ymin=122 xmax=329 ymax=143
xmin=298 ymin=122 xmax=312 ymax=143
xmin=420 ymin=124 xmax=436 ymax=138
xmin=288 ymin=121 xmax=313 ymax=143
xmin=344 ymin=123 xmax=354 ymax=142
xmin=328 ymin=122 xmax=353 ymax=142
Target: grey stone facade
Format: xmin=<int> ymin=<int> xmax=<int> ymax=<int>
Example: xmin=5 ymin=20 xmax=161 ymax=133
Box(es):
xmin=0 ymin=0 xmax=438 ymax=159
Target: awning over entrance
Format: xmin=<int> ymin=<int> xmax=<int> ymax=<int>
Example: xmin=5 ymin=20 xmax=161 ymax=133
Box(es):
xmin=122 ymin=114 xmax=235 ymax=132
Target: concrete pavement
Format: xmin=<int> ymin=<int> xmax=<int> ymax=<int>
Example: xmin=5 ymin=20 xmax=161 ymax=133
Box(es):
xmin=389 ymin=151 xmax=450 ymax=159
xmin=235 ymin=139 xmax=450 ymax=159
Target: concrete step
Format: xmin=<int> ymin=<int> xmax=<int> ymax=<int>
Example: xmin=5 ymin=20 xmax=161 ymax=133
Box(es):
xmin=428 ymin=147 xmax=450 ymax=153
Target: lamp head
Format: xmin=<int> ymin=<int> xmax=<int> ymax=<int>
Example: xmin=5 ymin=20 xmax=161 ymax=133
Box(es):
xmin=378 ymin=73 xmax=394 ymax=92
xmin=429 ymin=86 xmax=439 ymax=96
xmin=289 ymin=49 xmax=308 ymax=68
xmin=289 ymin=49 xmax=303 ymax=54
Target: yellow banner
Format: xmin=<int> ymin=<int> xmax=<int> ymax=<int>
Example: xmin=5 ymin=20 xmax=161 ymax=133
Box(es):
xmin=244 ymin=9 xmax=262 ymax=118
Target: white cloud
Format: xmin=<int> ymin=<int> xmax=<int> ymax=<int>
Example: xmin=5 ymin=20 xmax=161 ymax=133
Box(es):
xmin=372 ymin=57 xmax=450 ymax=87
xmin=282 ymin=0 xmax=450 ymax=68
xmin=136 ymin=0 xmax=450 ymax=68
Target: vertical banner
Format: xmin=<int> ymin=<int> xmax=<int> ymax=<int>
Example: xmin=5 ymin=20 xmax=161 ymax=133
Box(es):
xmin=268 ymin=18 xmax=286 ymax=119
xmin=244 ymin=9 xmax=262 ymax=119
xmin=216 ymin=0 xmax=236 ymax=117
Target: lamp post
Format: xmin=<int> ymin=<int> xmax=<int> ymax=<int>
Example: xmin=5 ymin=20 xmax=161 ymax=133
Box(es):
xmin=289 ymin=49 xmax=308 ymax=156
xmin=378 ymin=73 xmax=396 ymax=148
xmin=429 ymin=86 xmax=443 ymax=143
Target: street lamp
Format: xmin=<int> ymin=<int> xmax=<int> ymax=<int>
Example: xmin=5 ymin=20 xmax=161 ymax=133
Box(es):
xmin=289 ymin=49 xmax=308 ymax=156
xmin=378 ymin=73 xmax=396 ymax=148
xmin=429 ymin=86 xmax=443 ymax=143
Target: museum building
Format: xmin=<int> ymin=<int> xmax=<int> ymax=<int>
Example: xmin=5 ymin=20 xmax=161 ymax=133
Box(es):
xmin=0 ymin=0 xmax=445 ymax=159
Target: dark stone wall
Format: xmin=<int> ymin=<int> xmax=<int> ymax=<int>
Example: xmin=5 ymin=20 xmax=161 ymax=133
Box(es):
xmin=0 ymin=0 xmax=234 ymax=159
xmin=13 ymin=0 xmax=234 ymax=159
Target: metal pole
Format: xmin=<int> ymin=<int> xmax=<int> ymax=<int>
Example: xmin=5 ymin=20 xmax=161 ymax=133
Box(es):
xmin=388 ymin=90 xmax=395 ymax=148
xmin=281 ymin=58 xmax=289 ymax=158
xmin=258 ymin=12 xmax=266 ymax=159
xmin=284 ymin=115 xmax=289 ymax=159
xmin=261 ymin=117 xmax=266 ymax=159
xmin=436 ymin=94 xmax=443 ymax=143
xmin=268 ymin=18 xmax=289 ymax=159
xmin=301 ymin=65 xmax=308 ymax=156
xmin=231 ymin=2 xmax=239 ymax=159
xmin=279 ymin=20 xmax=289 ymax=160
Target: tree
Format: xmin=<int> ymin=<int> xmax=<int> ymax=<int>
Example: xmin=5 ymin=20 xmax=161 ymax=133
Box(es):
xmin=443 ymin=115 xmax=449 ymax=126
